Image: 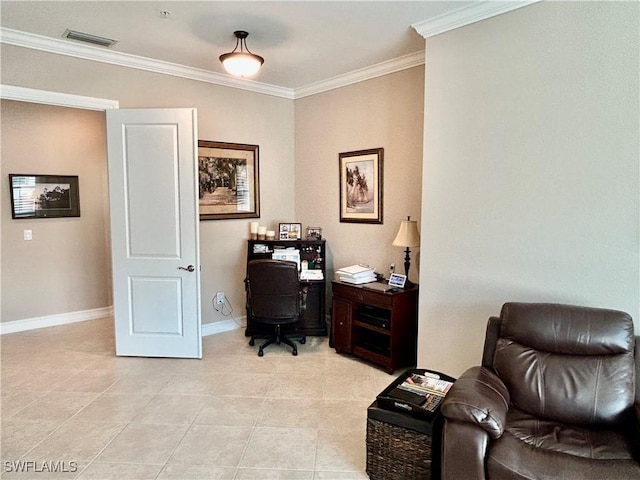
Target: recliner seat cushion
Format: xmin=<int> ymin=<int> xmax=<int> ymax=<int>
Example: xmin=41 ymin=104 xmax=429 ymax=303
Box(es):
xmin=487 ymin=407 xmax=640 ymax=480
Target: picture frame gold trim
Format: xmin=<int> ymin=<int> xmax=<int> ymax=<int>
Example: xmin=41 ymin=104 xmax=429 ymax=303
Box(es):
xmin=198 ymin=140 xmax=260 ymax=220
xmin=339 ymin=148 xmax=383 ymax=224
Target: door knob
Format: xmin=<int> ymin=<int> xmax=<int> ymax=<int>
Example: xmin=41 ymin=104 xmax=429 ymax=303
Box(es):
xmin=178 ymin=265 xmax=195 ymax=272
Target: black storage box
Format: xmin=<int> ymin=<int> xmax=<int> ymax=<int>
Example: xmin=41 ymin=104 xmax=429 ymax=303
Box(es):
xmin=366 ymin=368 xmax=456 ymax=480
xmin=367 ymin=400 xmax=442 ymax=480
xmin=376 ymin=368 xmax=456 ymax=420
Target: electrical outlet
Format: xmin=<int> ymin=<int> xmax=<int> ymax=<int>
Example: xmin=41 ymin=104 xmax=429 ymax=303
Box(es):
xmin=389 ymin=263 xmax=395 ymax=275
xmin=215 ymin=292 xmax=225 ymax=306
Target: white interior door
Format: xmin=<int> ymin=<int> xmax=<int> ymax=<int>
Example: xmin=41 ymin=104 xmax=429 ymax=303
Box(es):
xmin=106 ymin=108 xmax=201 ymax=358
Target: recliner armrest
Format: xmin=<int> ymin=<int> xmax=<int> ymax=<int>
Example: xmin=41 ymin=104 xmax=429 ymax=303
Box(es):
xmin=441 ymin=366 xmax=510 ymax=439
xmin=635 ymin=337 xmax=640 ymax=435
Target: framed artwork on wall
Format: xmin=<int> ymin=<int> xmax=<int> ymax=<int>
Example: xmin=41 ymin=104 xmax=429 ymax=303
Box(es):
xmin=9 ymin=174 xmax=80 ymax=219
xmin=339 ymin=148 xmax=383 ymax=224
xmin=198 ymin=140 xmax=260 ymax=220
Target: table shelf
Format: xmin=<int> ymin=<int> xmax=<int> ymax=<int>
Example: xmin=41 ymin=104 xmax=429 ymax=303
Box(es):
xmin=331 ymin=281 xmax=418 ymax=373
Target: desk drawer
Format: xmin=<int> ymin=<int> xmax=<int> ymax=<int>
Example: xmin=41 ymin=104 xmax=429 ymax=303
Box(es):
xmin=333 ymin=284 xmax=393 ymax=309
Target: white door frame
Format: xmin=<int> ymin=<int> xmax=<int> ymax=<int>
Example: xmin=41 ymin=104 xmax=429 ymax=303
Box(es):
xmin=0 ymin=85 xmax=119 ymax=333
xmin=0 ymin=85 xmax=119 ymax=110
xmin=1 ymin=87 xmax=223 ymax=343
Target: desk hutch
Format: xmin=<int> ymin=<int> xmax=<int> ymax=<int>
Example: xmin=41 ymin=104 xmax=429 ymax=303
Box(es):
xmin=245 ymin=239 xmax=327 ymax=337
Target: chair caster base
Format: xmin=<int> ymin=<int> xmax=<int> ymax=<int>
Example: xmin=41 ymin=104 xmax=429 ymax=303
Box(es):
xmin=251 ymin=326 xmax=304 ymax=356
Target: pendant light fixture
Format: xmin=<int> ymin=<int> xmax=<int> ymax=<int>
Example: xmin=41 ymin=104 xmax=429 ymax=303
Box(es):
xmin=219 ymin=31 xmax=264 ymax=78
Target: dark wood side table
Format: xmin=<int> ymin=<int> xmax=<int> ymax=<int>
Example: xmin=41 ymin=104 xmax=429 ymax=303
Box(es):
xmin=331 ymin=281 xmax=418 ymax=373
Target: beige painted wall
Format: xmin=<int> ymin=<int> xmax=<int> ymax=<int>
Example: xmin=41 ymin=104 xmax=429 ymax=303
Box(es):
xmin=1 ymin=46 xmax=294 ymax=326
xmin=2 ymin=47 xmax=423 ymax=328
xmin=1 ymin=100 xmax=111 ymax=321
xmin=295 ymin=67 xmax=424 ymax=284
xmin=419 ymin=1 xmax=640 ymax=377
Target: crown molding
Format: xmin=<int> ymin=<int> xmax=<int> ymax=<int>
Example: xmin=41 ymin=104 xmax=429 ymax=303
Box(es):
xmin=0 ymin=27 xmax=423 ymax=100
xmin=412 ymin=0 xmax=540 ymax=38
xmin=294 ymin=51 xmax=425 ymax=99
xmin=0 ymin=84 xmax=119 ymax=110
xmin=2 ymin=0 xmax=537 ymax=102
xmin=0 ymin=27 xmax=295 ymax=100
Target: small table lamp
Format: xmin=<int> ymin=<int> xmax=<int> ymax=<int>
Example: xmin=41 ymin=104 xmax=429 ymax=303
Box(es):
xmin=392 ymin=216 xmax=421 ymax=285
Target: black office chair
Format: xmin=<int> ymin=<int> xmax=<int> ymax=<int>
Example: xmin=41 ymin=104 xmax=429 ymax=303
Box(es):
xmin=245 ymin=259 xmax=307 ymax=356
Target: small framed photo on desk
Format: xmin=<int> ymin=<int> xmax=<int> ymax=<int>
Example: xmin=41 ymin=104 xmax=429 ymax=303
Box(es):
xmin=388 ymin=273 xmax=407 ymax=289
xmin=279 ymin=223 xmax=302 ymax=240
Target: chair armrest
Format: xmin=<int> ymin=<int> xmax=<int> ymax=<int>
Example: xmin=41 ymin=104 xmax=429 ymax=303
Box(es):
xmin=299 ymin=285 xmax=308 ymax=313
xmin=441 ymin=419 xmax=489 ymax=480
xmin=482 ymin=316 xmax=501 ymax=368
xmin=441 ymin=366 xmax=510 ymax=439
xmin=635 ymin=337 xmax=640 ymax=435
xmin=636 ymin=336 xmax=640 ymax=404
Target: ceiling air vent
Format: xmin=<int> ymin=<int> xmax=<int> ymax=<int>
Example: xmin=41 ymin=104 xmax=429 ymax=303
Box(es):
xmin=62 ymin=29 xmax=117 ymax=48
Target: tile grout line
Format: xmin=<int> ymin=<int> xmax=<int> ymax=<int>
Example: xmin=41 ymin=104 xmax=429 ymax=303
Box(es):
xmin=2 ymin=319 xmax=384 ymax=479
xmin=12 ymin=383 xmax=127 ymax=479
xmin=232 ymin=395 xmax=267 ymax=480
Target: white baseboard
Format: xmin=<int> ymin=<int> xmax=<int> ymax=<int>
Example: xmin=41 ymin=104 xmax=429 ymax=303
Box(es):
xmin=202 ymin=317 xmax=244 ymax=337
xmin=0 ymin=306 xmax=114 ymax=335
xmin=1 ymin=307 xmax=245 ymax=337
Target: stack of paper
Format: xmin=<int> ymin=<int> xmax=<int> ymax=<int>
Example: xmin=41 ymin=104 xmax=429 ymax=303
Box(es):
xmin=272 ymin=248 xmax=300 ymax=270
xmin=336 ymin=264 xmax=376 ymax=284
xmin=300 ymin=270 xmax=324 ymax=281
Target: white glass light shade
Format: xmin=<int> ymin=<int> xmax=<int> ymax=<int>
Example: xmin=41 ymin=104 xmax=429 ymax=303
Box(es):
xmin=392 ymin=220 xmax=420 ymax=248
xmin=220 ymin=52 xmax=264 ymax=77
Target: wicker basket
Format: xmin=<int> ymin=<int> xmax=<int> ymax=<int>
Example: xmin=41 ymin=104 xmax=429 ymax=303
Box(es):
xmin=366 ymin=417 xmax=433 ymax=480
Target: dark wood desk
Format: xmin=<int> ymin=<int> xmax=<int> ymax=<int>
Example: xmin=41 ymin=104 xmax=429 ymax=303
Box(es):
xmin=245 ymin=239 xmax=327 ymax=337
xmin=331 ymin=281 xmax=418 ymax=373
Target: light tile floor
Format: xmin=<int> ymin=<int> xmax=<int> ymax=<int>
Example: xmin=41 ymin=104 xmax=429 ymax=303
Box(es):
xmin=1 ymin=318 xmax=399 ymax=479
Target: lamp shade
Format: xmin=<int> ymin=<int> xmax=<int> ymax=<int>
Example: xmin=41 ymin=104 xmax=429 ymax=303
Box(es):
xmin=220 ymin=52 xmax=264 ymax=77
xmin=219 ymin=31 xmax=264 ymax=78
xmin=392 ymin=219 xmax=420 ymax=248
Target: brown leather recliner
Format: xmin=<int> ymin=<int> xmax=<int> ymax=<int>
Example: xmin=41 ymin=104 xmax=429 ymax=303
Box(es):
xmin=440 ymin=302 xmax=640 ymax=479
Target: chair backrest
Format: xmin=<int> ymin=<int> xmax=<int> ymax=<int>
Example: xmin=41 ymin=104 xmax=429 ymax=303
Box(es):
xmin=491 ymin=302 xmax=635 ymax=426
xmin=247 ymin=259 xmax=301 ymax=321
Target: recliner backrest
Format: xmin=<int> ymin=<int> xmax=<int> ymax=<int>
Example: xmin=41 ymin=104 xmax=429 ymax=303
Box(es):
xmin=247 ymin=259 xmax=301 ymax=319
xmin=492 ymin=302 xmax=635 ymax=426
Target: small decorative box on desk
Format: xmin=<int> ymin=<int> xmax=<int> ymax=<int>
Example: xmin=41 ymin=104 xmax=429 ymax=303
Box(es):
xmin=366 ymin=369 xmax=456 ymax=480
